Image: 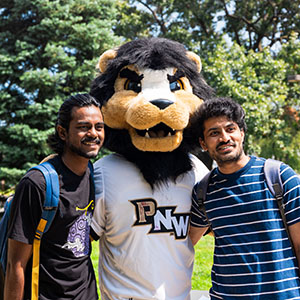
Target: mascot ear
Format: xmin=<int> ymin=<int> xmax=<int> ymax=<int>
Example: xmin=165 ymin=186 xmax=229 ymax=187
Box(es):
xmin=186 ymin=51 xmax=202 ymax=73
xmin=97 ymin=49 xmax=117 ymax=73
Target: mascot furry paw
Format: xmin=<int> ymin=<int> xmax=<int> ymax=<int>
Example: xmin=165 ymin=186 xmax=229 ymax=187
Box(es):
xmin=90 ymin=38 xmax=214 ymax=300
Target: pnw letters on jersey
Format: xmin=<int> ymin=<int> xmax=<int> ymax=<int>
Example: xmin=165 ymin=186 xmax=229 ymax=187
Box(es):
xmin=130 ymin=199 xmax=190 ymax=239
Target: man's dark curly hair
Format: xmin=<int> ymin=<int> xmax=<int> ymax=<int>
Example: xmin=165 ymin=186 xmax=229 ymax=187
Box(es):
xmin=47 ymin=93 xmax=100 ymax=155
xmin=187 ymin=97 xmax=247 ymax=145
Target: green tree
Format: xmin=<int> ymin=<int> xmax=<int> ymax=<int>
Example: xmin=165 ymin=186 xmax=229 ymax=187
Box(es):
xmin=0 ymin=0 xmax=121 ymax=189
xmin=203 ymin=34 xmax=300 ymax=171
xmin=115 ymin=0 xmax=222 ymax=52
xmin=116 ymin=0 xmax=300 ymax=171
xmin=116 ymin=0 xmax=300 ymax=52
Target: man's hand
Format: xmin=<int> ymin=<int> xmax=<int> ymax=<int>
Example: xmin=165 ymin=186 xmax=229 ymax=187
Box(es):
xmin=288 ymin=222 xmax=300 ymax=273
xmin=189 ymin=226 xmax=209 ymax=246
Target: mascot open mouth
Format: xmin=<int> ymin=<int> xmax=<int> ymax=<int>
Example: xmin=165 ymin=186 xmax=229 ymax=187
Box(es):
xmin=128 ymin=123 xmax=183 ymax=152
xmin=136 ymin=123 xmax=176 ymax=138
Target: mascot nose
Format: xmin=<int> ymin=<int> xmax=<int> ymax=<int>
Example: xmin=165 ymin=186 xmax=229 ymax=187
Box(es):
xmin=150 ymin=99 xmax=173 ymax=110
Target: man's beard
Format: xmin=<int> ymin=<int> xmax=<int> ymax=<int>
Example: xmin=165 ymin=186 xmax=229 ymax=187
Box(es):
xmin=68 ymin=138 xmax=101 ymax=159
xmin=69 ymin=144 xmax=98 ymax=159
xmin=212 ymin=141 xmax=243 ymax=167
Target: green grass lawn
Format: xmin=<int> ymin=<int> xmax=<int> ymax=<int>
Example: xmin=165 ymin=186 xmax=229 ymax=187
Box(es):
xmin=91 ymin=234 xmax=214 ymax=295
xmin=192 ymin=234 xmax=214 ymax=290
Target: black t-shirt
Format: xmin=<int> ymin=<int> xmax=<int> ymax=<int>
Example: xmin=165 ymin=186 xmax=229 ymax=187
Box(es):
xmin=8 ymin=156 xmax=98 ymax=300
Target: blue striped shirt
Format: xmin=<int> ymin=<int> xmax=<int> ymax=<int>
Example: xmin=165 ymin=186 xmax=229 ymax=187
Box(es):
xmin=191 ymin=156 xmax=300 ymax=299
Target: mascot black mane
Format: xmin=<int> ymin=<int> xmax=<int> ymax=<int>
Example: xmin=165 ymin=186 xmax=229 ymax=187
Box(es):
xmin=91 ymin=38 xmax=214 ymax=188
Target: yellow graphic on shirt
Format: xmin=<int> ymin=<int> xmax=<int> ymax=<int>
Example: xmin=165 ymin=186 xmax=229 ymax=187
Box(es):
xmin=62 ymin=199 xmax=94 ymax=257
xmin=76 ymin=199 xmax=94 ymax=215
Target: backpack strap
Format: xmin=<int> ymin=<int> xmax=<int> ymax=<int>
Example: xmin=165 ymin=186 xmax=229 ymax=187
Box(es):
xmin=0 ymin=196 xmax=13 ymax=275
xmin=88 ymin=161 xmax=95 ymax=190
xmin=264 ymin=159 xmax=293 ymax=250
xmin=30 ymin=161 xmax=59 ymax=300
xmin=32 ymin=162 xmax=60 ymax=231
xmin=264 ymin=159 xmax=283 ymax=202
xmin=264 ymin=159 xmax=286 ymax=224
xmin=88 ymin=160 xmax=94 ymax=175
xmin=196 ymin=170 xmax=214 ymax=227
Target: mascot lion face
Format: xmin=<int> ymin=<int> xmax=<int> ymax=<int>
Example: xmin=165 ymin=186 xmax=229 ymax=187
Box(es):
xmin=91 ymin=38 xmax=213 ymax=153
xmin=91 ymin=38 xmax=214 ymax=187
xmin=99 ymin=53 xmax=201 ymax=152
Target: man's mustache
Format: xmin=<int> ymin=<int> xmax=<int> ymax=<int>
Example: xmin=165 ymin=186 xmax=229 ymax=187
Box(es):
xmin=216 ymin=141 xmax=235 ymax=150
xmin=81 ymin=137 xmax=101 ymax=144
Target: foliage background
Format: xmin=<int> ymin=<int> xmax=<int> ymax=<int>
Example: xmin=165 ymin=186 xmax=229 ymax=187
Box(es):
xmin=0 ymin=0 xmax=299 ymax=295
xmin=0 ymin=0 xmax=121 ymax=189
xmin=1 ymin=0 xmax=300 ymax=190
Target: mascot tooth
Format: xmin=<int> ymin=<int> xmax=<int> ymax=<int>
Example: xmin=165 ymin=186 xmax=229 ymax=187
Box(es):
xmin=90 ymin=37 xmax=215 ymax=300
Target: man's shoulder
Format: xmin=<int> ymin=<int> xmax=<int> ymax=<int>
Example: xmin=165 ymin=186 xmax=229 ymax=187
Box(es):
xmin=19 ymin=157 xmax=61 ymax=191
xmin=259 ymin=157 xmax=298 ymax=179
xmin=12 ymin=169 xmax=46 ymax=210
xmin=22 ymin=168 xmax=47 ymax=188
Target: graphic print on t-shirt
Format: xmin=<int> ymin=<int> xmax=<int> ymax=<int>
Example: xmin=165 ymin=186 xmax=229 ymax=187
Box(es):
xmin=62 ymin=199 xmax=94 ymax=257
xmin=130 ymin=198 xmax=190 ymax=239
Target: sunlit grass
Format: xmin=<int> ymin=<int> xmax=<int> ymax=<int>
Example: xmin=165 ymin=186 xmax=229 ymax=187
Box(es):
xmin=91 ymin=241 xmax=100 ymax=295
xmin=192 ymin=234 xmax=214 ymax=290
xmin=91 ymin=234 xmax=214 ymax=296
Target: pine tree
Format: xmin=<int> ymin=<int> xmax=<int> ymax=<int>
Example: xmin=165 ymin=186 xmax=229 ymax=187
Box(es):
xmin=0 ymin=0 xmax=121 ymax=188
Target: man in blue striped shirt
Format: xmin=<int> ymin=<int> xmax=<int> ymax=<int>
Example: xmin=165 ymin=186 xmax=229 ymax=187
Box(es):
xmin=189 ymin=97 xmax=300 ymax=299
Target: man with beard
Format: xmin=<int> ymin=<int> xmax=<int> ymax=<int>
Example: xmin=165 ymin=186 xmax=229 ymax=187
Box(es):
xmin=189 ymin=97 xmax=300 ymax=299
xmin=4 ymin=94 xmax=104 ymax=300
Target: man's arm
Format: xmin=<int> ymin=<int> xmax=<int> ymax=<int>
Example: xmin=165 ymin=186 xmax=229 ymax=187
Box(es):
xmin=288 ymin=222 xmax=300 ymax=271
xmin=4 ymin=239 xmax=32 ymax=300
xmin=189 ymin=226 xmax=209 ymax=246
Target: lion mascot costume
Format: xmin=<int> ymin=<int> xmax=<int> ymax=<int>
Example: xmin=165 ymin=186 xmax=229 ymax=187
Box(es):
xmin=89 ymin=37 xmax=214 ymax=300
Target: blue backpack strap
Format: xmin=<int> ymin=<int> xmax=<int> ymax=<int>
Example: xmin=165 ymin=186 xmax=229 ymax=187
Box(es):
xmin=31 ymin=161 xmax=60 ymax=232
xmin=88 ymin=161 xmax=94 ymax=187
xmin=30 ymin=161 xmax=59 ymax=300
xmin=88 ymin=160 xmax=94 ymax=174
xmin=0 ymin=196 xmax=13 ymax=274
xmin=88 ymin=161 xmax=95 ymax=203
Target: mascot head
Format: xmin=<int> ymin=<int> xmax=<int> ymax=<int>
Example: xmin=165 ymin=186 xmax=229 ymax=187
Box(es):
xmin=91 ymin=38 xmax=214 ymax=187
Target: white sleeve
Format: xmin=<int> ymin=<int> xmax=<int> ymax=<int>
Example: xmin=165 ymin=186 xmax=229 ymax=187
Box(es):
xmin=189 ymin=153 xmax=210 ymax=182
xmin=91 ymin=160 xmax=106 ymax=237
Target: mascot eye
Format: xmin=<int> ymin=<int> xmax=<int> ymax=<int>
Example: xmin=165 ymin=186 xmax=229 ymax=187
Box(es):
xmin=169 ymin=79 xmax=183 ymax=92
xmin=124 ymin=79 xmax=141 ymax=93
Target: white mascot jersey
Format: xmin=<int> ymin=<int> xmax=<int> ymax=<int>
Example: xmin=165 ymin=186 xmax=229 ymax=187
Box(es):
xmin=91 ymin=153 xmax=208 ymax=300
